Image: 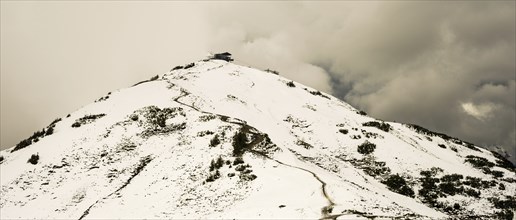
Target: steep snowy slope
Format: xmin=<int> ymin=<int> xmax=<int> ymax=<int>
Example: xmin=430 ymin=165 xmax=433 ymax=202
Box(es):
xmin=1 ymin=59 xmax=515 ymax=219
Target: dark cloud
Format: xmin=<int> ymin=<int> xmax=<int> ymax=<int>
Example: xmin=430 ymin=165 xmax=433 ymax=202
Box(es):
xmin=320 ymin=65 xmax=354 ymax=102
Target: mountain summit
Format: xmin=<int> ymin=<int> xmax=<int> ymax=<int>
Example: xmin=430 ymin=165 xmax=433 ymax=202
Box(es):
xmin=1 ymin=59 xmax=515 ymax=219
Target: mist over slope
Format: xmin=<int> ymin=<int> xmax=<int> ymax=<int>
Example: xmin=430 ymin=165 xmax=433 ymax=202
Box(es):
xmin=1 ymin=59 xmax=515 ymax=219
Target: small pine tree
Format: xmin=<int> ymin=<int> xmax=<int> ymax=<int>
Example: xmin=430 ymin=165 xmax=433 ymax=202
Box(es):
xmin=232 ymin=130 xmax=248 ymax=156
xmin=156 ymin=113 xmax=166 ymax=127
xmin=233 ymin=157 xmax=244 ymax=165
xmin=45 ymin=126 xmax=54 ymax=136
xmin=382 ymin=174 xmax=415 ymax=197
xmin=357 ymin=141 xmax=376 ymax=155
xmin=235 ymin=164 xmax=246 ymax=172
xmin=184 ymin=63 xmax=195 ymax=69
xmin=215 ymin=156 xmax=224 ymax=169
xmin=27 ymin=154 xmax=39 ymax=165
xmin=209 ymin=159 xmax=215 ymax=171
xmin=172 ymin=65 xmax=184 ymax=71
xmin=130 ymin=114 xmax=139 ymax=121
xmin=209 ymin=134 xmax=221 ymax=147
xmin=206 ymin=174 xmax=215 ymax=182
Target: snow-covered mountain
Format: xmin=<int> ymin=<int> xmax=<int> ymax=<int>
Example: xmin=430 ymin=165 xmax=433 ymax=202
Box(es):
xmin=1 ymin=58 xmax=515 ymax=219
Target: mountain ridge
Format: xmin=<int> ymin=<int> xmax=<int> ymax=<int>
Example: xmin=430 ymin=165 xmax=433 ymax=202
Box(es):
xmin=1 ymin=59 xmax=515 ymax=219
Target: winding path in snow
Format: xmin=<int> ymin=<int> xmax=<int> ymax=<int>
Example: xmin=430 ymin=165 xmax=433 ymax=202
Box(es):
xmin=268 ymin=158 xmax=337 ymax=219
xmin=78 ymin=156 xmax=154 ymax=220
xmin=172 ymin=89 xmax=338 ymax=219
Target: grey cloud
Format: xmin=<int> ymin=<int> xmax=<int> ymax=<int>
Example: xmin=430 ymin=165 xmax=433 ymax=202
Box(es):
xmin=449 ymin=2 xmax=515 ymax=48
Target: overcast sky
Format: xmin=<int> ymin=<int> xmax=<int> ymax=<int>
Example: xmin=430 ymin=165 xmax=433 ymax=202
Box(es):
xmin=1 ymin=1 xmax=515 ymax=161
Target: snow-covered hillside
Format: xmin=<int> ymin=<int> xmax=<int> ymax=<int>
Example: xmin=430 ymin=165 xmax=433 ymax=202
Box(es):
xmin=1 ymin=59 xmax=515 ymax=219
